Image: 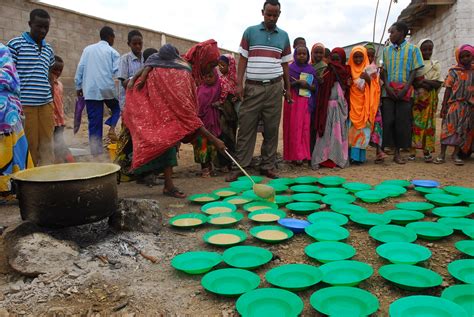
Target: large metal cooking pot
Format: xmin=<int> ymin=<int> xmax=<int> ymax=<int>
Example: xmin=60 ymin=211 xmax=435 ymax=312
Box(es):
xmin=12 ymin=163 xmax=121 ymax=228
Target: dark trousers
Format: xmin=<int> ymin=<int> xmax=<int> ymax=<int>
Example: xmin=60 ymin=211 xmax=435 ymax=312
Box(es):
xmin=85 ymin=99 xmax=120 ymax=155
xmin=381 ymin=97 xmax=412 ymax=149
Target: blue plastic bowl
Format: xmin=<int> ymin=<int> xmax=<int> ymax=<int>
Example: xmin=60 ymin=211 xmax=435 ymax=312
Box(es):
xmin=278 ymin=218 xmax=311 ymax=233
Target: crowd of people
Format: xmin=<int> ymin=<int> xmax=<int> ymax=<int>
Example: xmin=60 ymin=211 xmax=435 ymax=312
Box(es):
xmin=0 ymin=1 xmax=473 ymax=199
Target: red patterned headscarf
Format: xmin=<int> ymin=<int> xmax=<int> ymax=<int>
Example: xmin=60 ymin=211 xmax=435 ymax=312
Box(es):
xmin=183 ymin=39 xmax=221 ymax=86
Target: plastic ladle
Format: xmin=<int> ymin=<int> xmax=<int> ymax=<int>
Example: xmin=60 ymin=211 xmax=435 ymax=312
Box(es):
xmin=225 ymin=149 xmax=275 ymax=201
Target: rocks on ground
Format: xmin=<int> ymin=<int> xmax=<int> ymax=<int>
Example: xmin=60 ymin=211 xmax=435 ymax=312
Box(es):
xmin=109 ymin=198 xmax=162 ymax=234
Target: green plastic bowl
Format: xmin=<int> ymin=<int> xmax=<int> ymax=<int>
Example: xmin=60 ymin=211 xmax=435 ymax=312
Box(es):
xmin=374 ymin=184 xmax=407 ymax=197
xmin=171 ymin=251 xmax=222 ymax=274
xmin=396 ymin=201 xmax=435 ymax=212
xmin=380 ymin=179 xmax=411 ymax=188
xmin=274 ymin=195 xmax=293 ymax=206
xmin=376 ymin=242 xmax=432 ymax=264
xmin=438 ymin=217 xmax=474 ymax=231
xmin=310 ymin=286 xmax=379 ymax=316
xmin=188 ymin=193 xmax=220 ymax=204
xmin=249 ymin=225 xmax=294 ymax=243
xmin=268 ymin=177 xmax=295 ymax=186
xmin=441 ymin=284 xmax=474 ymax=317
xmin=379 ymin=264 xmax=442 ymax=290
xmin=201 ymin=268 xmax=260 ymax=296
xmin=433 ymin=206 xmax=473 ymax=218
xmin=201 ymin=201 xmax=237 ymax=215
xmin=243 ymin=201 xmax=278 ymax=212
xmin=318 ymin=187 xmax=349 ymax=195
xmin=203 ymin=229 xmax=247 ymax=247
xmin=415 ymin=186 xmax=446 ymax=195
xmin=343 ymin=182 xmax=372 ymax=193
xmin=460 ymin=193 xmax=474 ymax=204
xmin=169 ymin=213 xmax=208 ymax=228
xmin=320 ymin=260 xmax=373 ymax=286
xmin=236 ymin=288 xmax=304 ymax=317
xmin=223 ymin=195 xmax=253 ymax=206
xmin=390 ymin=295 xmax=468 ymax=317
xmin=265 ymin=263 xmax=322 ymax=291
xmin=426 ymin=193 xmax=463 ymax=206
xmin=318 ymin=176 xmax=346 ymax=187
xmin=350 ymin=212 xmax=390 ymax=227
xmin=384 ymin=209 xmax=425 ymax=225
xmin=321 ymin=193 xmax=356 ymax=205
xmin=305 ymin=241 xmax=356 ymax=263
xmin=307 ymin=211 xmax=348 ymax=226
xmin=212 ymin=187 xmax=239 ymax=198
xmin=285 ymin=202 xmax=321 ymax=215
xmin=241 ymin=190 xmax=262 ymax=201
xmin=222 ymin=246 xmax=273 ymax=270
xmin=248 ymin=209 xmax=286 ymax=223
xmin=355 ymin=190 xmax=389 ymax=203
xmin=294 ymin=176 xmax=319 ymax=184
xmin=268 ymin=183 xmax=289 ymax=194
xmin=207 ymin=212 xmax=243 ymax=227
xmin=455 ymin=240 xmax=474 ymax=257
xmin=443 ymin=186 xmax=474 ymax=196
xmin=406 ymin=221 xmax=453 ymax=240
xmin=237 ymin=175 xmax=263 ymax=183
xmin=448 ymin=259 xmax=474 ymax=284
xmin=229 ymin=180 xmax=253 ymax=191
xmin=290 ymin=184 xmax=319 ymax=193
xmin=369 ymin=224 xmax=417 ymax=243
xmin=330 ymin=203 xmax=369 ymax=216
xmin=305 ymin=224 xmax=350 ymax=241
xmin=463 ymin=226 xmax=474 ymax=239
xmin=291 ymin=193 xmax=323 ymax=202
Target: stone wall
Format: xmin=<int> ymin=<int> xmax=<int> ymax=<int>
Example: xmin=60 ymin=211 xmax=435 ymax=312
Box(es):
xmin=409 ymin=0 xmax=474 ymax=80
xmin=0 ymin=0 xmax=236 ymax=114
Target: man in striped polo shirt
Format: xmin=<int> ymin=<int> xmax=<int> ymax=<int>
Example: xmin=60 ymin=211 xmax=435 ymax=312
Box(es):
xmin=226 ymin=0 xmax=292 ymax=182
xmin=381 ymin=21 xmax=424 ymax=164
xmin=8 ymin=9 xmax=55 ymax=166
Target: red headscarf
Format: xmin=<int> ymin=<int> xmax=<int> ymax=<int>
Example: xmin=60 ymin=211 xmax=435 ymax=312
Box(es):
xmin=219 ymin=54 xmax=237 ymax=103
xmin=314 ymin=47 xmax=350 ymax=137
xmin=183 ymin=39 xmax=221 ymax=86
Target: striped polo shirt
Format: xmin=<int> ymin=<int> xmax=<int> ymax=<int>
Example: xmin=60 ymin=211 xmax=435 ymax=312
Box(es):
xmin=7 ymin=32 xmax=55 ymax=106
xmin=239 ymin=22 xmax=292 ymax=81
xmin=382 ymin=40 xmax=424 ymax=84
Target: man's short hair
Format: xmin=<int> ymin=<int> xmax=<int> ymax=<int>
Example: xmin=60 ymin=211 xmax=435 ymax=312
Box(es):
xmin=100 ymin=26 xmax=115 ymax=41
xmin=127 ymin=30 xmax=143 ymax=43
xmin=392 ymin=21 xmax=409 ymax=37
xmin=30 ymin=8 xmax=50 ymax=21
xmin=263 ymin=0 xmax=280 ymax=10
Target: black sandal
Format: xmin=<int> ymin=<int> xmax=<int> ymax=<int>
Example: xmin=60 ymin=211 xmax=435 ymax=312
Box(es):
xmin=163 ymin=187 xmax=186 ymax=198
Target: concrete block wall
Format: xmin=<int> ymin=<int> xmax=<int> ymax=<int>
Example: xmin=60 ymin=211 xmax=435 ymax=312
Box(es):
xmin=410 ymin=0 xmax=474 ymax=81
xmin=0 ymin=0 xmax=236 ymax=115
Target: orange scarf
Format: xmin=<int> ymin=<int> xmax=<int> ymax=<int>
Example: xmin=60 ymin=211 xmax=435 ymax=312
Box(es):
xmin=347 ymin=46 xmax=380 ymax=130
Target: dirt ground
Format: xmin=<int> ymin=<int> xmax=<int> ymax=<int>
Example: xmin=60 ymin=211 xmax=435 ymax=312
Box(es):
xmin=0 ymin=117 xmax=473 ymax=316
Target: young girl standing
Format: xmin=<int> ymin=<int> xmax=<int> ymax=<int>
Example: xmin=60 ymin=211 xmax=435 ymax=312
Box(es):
xmin=347 ymin=46 xmax=381 ymax=164
xmin=283 ymin=46 xmax=317 ymax=164
xmin=311 ymin=48 xmax=350 ymax=169
xmin=435 ymin=44 xmax=474 ymax=165
xmin=410 ymin=39 xmax=442 ymax=162
xmin=194 ymin=68 xmax=222 ymax=177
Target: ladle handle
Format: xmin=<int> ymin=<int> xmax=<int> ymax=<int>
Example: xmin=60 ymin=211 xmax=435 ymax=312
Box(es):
xmin=224 ymin=149 xmax=255 ymax=185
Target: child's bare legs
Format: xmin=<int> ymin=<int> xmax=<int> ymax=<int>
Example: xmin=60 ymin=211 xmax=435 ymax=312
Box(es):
xmin=434 ymin=144 xmax=448 ymax=164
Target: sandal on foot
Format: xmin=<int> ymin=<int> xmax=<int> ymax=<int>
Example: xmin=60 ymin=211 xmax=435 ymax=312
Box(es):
xmin=375 ymin=152 xmax=387 ymax=164
xmin=225 ymin=170 xmax=243 ymax=182
xmin=201 ymin=168 xmax=211 ymax=178
xmin=393 ymin=156 xmax=406 ymax=165
xmin=454 ymin=158 xmax=465 ymax=166
xmin=423 ymin=154 xmax=433 ymax=163
xmin=433 ymin=157 xmax=446 ymax=164
xmin=163 ymin=187 xmax=186 ymax=198
xmin=407 ymin=155 xmax=416 ymax=161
